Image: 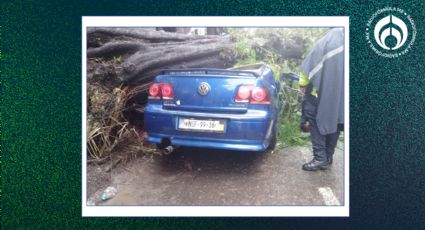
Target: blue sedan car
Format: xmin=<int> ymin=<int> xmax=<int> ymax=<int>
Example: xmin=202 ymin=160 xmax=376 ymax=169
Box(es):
xmin=144 ymin=64 xmax=280 ymax=152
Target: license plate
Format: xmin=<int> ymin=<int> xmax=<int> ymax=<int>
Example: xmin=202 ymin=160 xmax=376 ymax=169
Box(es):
xmin=178 ymin=118 xmax=225 ymax=132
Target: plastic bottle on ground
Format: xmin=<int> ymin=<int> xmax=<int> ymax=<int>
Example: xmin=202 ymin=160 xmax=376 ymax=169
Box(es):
xmin=101 ymin=186 xmax=117 ymax=201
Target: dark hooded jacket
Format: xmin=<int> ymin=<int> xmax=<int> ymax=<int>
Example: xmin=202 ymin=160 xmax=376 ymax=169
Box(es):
xmin=300 ymin=28 xmax=345 ymax=135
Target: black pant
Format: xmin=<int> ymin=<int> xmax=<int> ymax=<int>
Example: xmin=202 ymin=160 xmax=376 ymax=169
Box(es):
xmin=310 ymin=120 xmax=340 ymax=162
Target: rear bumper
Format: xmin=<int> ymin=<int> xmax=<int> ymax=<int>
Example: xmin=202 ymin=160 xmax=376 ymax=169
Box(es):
xmin=144 ymin=104 xmax=274 ymax=151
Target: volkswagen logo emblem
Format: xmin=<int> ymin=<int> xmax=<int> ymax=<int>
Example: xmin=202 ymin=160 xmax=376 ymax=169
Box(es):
xmin=198 ymin=82 xmax=210 ymax=95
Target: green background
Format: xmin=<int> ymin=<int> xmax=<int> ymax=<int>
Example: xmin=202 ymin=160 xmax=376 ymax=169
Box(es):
xmin=2 ymin=0 xmax=424 ymax=228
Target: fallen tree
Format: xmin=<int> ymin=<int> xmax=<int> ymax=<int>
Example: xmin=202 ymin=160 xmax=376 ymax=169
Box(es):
xmin=87 ymin=28 xmax=235 ymax=84
xmin=87 ymin=28 xmax=236 ymax=164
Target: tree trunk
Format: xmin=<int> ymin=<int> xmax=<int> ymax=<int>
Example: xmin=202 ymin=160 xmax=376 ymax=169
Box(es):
xmin=86 ymin=28 xmax=236 ymax=160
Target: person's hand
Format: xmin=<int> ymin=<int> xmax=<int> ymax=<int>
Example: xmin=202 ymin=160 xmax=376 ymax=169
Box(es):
xmin=302 ymin=121 xmax=311 ymax=132
xmin=299 ymin=87 xmax=306 ymax=96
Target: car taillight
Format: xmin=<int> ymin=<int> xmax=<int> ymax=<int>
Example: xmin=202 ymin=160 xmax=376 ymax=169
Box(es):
xmin=250 ymin=87 xmax=270 ymax=104
xmin=235 ymin=85 xmax=252 ymax=102
xmin=149 ymin=83 xmax=174 ymax=99
xmin=161 ymin=83 xmax=174 ymax=99
xmin=235 ymin=85 xmax=270 ymax=104
xmin=149 ymin=83 xmax=161 ymax=98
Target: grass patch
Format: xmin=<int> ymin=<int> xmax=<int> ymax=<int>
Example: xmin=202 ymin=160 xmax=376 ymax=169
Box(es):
xmin=275 ymin=76 xmax=310 ymax=148
xmin=277 ymin=117 xmax=310 ymax=148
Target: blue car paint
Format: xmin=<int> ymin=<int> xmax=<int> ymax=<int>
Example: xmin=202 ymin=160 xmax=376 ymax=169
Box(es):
xmin=144 ymin=66 xmax=280 ymax=151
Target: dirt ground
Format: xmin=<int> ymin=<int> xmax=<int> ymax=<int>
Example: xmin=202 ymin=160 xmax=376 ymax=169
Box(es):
xmin=87 ymin=143 xmax=344 ymax=206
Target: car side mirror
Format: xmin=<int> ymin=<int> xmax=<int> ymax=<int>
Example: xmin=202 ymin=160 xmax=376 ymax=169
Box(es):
xmin=280 ymin=73 xmax=300 ymax=82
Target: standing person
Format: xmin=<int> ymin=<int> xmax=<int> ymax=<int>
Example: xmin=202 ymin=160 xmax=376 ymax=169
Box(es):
xmin=299 ymin=28 xmax=345 ymax=171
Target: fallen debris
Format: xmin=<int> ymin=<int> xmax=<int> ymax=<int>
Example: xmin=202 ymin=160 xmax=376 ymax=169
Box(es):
xmin=87 ymin=28 xmax=236 ymax=165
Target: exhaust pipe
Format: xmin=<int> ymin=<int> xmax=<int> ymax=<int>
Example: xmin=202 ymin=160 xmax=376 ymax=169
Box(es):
xmin=162 ymin=146 xmax=175 ymax=155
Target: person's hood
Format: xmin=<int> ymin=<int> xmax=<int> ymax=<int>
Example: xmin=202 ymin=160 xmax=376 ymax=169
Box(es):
xmin=300 ymin=28 xmax=345 ymax=135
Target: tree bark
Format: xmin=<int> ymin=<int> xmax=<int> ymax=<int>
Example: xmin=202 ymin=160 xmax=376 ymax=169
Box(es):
xmin=119 ymin=41 xmax=233 ymax=82
xmin=87 ymin=27 xmax=211 ymax=42
xmin=88 ymin=41 xmax=147 ymax=58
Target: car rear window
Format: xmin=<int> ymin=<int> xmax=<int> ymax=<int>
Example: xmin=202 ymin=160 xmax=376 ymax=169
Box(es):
xmin=160 ymin=69 xmax=258 ymax=77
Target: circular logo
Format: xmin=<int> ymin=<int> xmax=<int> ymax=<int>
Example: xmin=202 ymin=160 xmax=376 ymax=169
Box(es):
xmin=198 ymin=82 xmax=210 ymax=95
xmin=366 ymin=7 xmax=416 ymax=58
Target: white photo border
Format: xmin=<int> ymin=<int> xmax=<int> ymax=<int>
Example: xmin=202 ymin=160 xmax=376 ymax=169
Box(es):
xmin=82 ymin=16 xmax=350 ymax=217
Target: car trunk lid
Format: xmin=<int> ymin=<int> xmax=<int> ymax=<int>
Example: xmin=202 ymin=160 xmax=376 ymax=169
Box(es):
xmin=157 ymin=69 xmax=257 ymax=113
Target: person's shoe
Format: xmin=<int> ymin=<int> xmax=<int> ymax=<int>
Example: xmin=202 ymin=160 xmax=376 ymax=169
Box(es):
xmin=302 ymin=159 xmax=330 ymax=171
